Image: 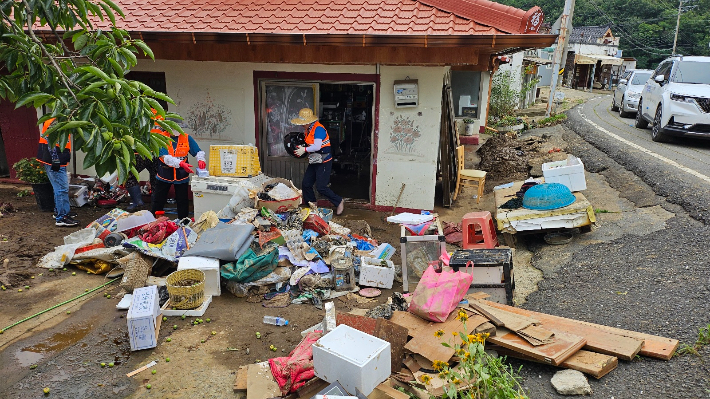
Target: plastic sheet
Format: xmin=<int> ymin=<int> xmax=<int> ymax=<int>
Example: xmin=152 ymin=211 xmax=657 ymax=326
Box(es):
xmin=183 ymin=223 xmax=255 ymax=261
xmin=220 ymin=246 xmax=279 ymax=284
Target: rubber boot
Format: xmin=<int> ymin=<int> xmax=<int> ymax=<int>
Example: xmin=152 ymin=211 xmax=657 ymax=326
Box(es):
xmin=126 ymin=185 xmax=145 ymax=211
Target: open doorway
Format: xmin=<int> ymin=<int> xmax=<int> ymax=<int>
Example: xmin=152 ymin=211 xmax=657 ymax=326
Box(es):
xmin=319 ymin=83 xmax=373 ymax=201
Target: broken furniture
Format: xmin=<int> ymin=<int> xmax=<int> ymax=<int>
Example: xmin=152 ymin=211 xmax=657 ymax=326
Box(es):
xmin=494 ymin=180 xmax=595 ymax=246
xmin=453 ymin=145 xmax=486 ymax=203
xmin=461 ymin=211 xmax=498 ymax=249
xmin=449 ymin=249 xmax=514 ymax=305
xmin=399 ymin=216 xmax=446 ymax=292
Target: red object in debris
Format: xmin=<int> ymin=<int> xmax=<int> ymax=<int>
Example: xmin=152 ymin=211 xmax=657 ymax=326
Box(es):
xmin=97 ymin=199 xmax=118 ymax=207
xmin=139 ymin=217 xmax=178 ymax=244
xmin=269 ymin=331 xmax=322 ymax=395
xmin=303 ymin=214 xmax=330 ymax=236
xmin=75 ymin=242 xmax=106 ymax=254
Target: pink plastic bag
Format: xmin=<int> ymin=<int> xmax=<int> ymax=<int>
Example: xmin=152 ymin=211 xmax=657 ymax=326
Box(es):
xmin=408 ymin=264 xmax=473 ymax=322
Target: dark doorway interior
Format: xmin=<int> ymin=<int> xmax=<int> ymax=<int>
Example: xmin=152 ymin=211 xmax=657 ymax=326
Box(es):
xmin=125 ymin=71 xmax=168 ymax=110
xmin=319 ymin=83 xmax=373 ymax=201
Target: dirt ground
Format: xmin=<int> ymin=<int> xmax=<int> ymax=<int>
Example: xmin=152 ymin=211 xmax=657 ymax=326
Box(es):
xmin=0 ymin=125 xmax=574 ymax=398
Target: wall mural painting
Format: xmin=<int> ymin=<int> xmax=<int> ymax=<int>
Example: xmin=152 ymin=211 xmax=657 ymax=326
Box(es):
xmin=387 ymin=115 xmax=421 ymax=154
xmin=186 ymin=93 xmax=232 ymax=140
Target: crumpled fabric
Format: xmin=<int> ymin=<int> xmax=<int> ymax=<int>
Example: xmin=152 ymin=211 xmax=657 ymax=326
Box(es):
xmin=220 ymin=246 xmax=279 ymax=283
xmin=269 ymin=331 xmax=323 ymax=395
xmin=442 ymin=221 xmax=463 ymax=245
xmin=139 ymin=217 xmax=178 ymax=244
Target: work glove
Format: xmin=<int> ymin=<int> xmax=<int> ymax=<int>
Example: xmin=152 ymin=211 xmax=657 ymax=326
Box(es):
xmin=198 ymin=160 xmax=207 ymax=170
xmin=51 ymin=160 xmax=61 ymax=172
xmin=179 ymin=161 xmax=194 ymax=174
xmin=295 ymin=146 xmax=306 ymax=157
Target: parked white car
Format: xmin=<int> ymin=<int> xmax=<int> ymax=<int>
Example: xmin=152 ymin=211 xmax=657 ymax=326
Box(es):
xmin=636 ymin=56 xmax=710 ymax=142
xmin=612 ymin=69 xmax=652 ymax=117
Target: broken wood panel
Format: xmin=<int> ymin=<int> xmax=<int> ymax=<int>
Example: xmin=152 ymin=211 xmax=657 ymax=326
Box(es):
xmin=488 ymin=327 xmax=586 ymax=366
xmin=404 ymin=311 xmax=488 ymax=364
xmin=474 ymin=322 xmax=497 ymax=336
xmin=389 ymin=311 xmax=431 ymax=337
xmin=246 ymin=362 xmax=282 ymax=399
xmin=367 ymin=380 xmax=410 ymax=399
xmin=571 ymin=319 xmax=679 ymax=361
xmin=494 ymin=347 xmax=618 ymax=379
xmin=479 ymin=300 xmax=651 ymax=360
xmin=336 ymin=313 xmax=377 ymax=335
xmin=374 ymin=319 xmax=410 ymax=375
xmin=234 ymin=365 xmax=248 ymax=392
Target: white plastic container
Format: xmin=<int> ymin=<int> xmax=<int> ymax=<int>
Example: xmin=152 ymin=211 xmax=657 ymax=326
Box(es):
xmin=313 ymin=324 xmax=391 ymax=396
xmin=68 ymin=185 xmax=89 ymax=207
xmin=127 ymin=285 xmax=161 ymax=351
xmin=190 ymin=175 xmax=254 ymax=220
xmin=177 ymin=256 xmax=221 ymax=297
xmin=115 ymin=210 xmax=156 ymax=232
xmin=542 ymin=155 xmax=587 ymax=192
xmin=359 ymin=257 xmax=395 ymax=289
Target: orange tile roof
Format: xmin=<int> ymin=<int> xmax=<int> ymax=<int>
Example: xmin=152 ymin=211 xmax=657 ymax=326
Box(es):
xmin=108 ymin=0 xmax=543 ymax=36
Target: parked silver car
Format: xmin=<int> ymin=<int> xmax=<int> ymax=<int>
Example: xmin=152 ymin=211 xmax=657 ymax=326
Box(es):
xmin=612 ymin=69 xmax=653 ymax=117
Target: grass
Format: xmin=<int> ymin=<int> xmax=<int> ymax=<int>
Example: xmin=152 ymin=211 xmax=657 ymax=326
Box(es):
xmin=675 ymin=324 xmax=710 ymax=357
xmin=537 ymin=113 xmax=567 ymax=127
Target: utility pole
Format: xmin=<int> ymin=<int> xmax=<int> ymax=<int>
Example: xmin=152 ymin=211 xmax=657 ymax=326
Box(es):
xmin=672 ymin=0 xmax=682 ymax=55
xmin=546 ymin=0 xmax=575 ymax=117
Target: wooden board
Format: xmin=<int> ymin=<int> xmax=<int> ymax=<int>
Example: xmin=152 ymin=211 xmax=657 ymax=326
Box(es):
xmin=495 ymin=347 xmax=618 ymax=379
xmin=233 ymin=365 xmax=248 ymax=392
xmin=368 ymin=380 xmax=410 ymax=399
xmin=488 ymin=327 xmax=586 ymax=366
xmin=246 ymin=362 xmax=281 ymax=399
xmin=404 ymin=310 xmax=488 ymax=364
xmin=389 ymin=311 xmax=431 ymax=337
xmin=374 ymin=319 xmax=410 ymax=375
xmin=494 ymin=180 xmax=595 ymax=234
xmin=479 ymin=300 xmax=658 ymax=360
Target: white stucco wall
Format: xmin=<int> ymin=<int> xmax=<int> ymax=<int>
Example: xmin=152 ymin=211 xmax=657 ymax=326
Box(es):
xmin=570 ymin=43 xmax=618 ymax=57
xmin=71 ymin=60 xmax=448 ymax=210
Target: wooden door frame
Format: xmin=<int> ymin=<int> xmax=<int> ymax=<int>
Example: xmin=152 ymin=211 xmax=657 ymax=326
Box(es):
xmin=253 ymin=71 xmax=380 ymax=205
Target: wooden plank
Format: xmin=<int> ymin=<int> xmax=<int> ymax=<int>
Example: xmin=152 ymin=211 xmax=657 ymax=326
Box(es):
xmin=404 ymin=310 xmax=488 ymax=364
xmin=233 ymin=365 xmax=248 ymax=392
xmin=368 ymin=380 xmax=410 ymax=399
xmin=495 ymin=347 xmax=618 ymax=379
xmin=374 ymin=319 xmax=409 ymax=375
xmin=389 ymin=311 xmax=431 ymax=337
xmin=488 ymin=327 xmax=586 ymax=366
xmin=246 ymin=362 xmax=281 ymax=399
xmin=480 ymin=300 xmax=657 ymax=360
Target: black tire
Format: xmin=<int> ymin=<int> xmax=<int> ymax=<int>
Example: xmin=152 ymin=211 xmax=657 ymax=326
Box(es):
xmin=611 ymin=96 xmax=619 ymax=111
xmin=635 ymin=99 xmax=649 ymax=129
xmin=619 ymin=96 xmax=630 ymax=118
xmin=651 ymin=105 xmax=671 ymax=143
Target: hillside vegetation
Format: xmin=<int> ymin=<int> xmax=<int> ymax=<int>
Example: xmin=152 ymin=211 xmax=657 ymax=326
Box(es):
xmin=497 ymin=0 xmax=710 ymax=69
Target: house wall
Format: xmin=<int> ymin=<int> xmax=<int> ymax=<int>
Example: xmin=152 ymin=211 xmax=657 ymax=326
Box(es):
xmin=570 ymin=43 xmax=618 ymax=57
xmin=71 ymin=59 xmax=447 ymax=210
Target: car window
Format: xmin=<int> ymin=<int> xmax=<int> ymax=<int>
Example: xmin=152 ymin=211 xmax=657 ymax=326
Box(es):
xmin=630 ymin=72 xmax=652 ymax=85
xmin=671 ymin=61 xmax=710 ymax=84
xmin=621 ymin=71 xmax=632 ymax=80
xmin=652 ymin=62 xmax=672 ymax=81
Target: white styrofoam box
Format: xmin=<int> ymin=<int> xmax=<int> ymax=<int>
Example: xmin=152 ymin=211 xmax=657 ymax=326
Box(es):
xmin=460 ymin=266 xmax=504 ymax=284
xmin=313 ymin=324 xmax=391 ymax=396
xmin=359 ymin=257 xmax=395 ymax=289
xmin=127 ymin=285 xmax=161 ymax=351
xmin=190 ymin=175 xmax=257 ymax=220
xmin=542 ymin=155 xmax=586 ymax=192
xmin=68 ymin=185 xmax=88 ymax=207
xmin=161 ymin=295 xmax=212 ymax=317
xmin=177 ymin=256 xmax=221 ymax=296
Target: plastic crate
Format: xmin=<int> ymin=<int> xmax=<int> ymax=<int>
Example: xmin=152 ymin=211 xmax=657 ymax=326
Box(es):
xmin=208 ymin=145 xmax=261 ymax=177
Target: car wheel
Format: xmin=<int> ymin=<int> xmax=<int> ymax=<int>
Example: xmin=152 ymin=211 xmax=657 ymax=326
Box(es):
xmin=619 ymin=96 xmax=630 ymax=118
xmin=611 ymin=96 xmax=619 ymax=112
xmin=651 ymin=105 xmax=671 ymax=143
xmin=635 ymin=100 xmax=649 ymax=129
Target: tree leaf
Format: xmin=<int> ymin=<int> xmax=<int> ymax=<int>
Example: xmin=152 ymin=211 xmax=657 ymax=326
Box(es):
xmin=15 ymin=92 xmax=53 ymax=108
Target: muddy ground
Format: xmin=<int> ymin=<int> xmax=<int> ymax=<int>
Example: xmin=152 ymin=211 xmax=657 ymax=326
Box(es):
xmin=0 ymin=127 xmax=576 ymax=398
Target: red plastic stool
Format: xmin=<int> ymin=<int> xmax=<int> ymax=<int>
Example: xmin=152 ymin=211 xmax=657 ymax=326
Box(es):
xmin=462 ymin=211 xmax=498 ymax=249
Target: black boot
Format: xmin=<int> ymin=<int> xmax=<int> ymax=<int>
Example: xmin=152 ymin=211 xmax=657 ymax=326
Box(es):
xmin=126 ymin=185 xmax=145 ymax=211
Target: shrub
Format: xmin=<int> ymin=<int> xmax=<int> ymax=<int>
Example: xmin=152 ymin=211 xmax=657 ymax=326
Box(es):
xmin=13 ymin=158 xmax=49 ymax=184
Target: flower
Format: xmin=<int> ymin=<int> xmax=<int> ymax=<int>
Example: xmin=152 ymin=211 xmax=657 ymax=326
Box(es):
xmin=452 ymin=378 xmax=462 ymax=385
xmin=434 ymin=329 xmax=444 ymax=338
xmin=432 ymin=360 xmax=447 ymax=371
xmin=466 ymin=334 xmax=475 ymax=342
xmin=457 ymin=309 xmax=469 ymax=322
xmin=456 ymin=348 xmax=466 ymax=356
xmin=419 ymin=375 xmax=432 ymax=385
xmin=452 ymin=331 xmax=458 ymax=336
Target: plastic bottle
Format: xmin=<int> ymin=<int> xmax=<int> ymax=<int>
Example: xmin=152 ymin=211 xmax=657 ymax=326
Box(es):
xmin=263 ymin=316 xmax=289 ymax=326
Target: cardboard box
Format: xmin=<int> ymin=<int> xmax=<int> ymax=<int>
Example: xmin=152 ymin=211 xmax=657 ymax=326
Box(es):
xmin=127 ymin=285 xmax=161 ymax=351
xmin=313 ymin=325 xmax=391 ymax=396
xmin=542 ymin=155 xmax=587 ymax=192
xmin=177 ymin=256 xmax=221 ymax=297
xmin=359 ymin=257 xmax=395 ymax=289
xmin=255 ymin=178 xmax=302 ymax=213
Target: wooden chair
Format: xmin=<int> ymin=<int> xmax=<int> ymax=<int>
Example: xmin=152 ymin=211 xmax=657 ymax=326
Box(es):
xmin=454 ymin=145 xmax=486 ymax=203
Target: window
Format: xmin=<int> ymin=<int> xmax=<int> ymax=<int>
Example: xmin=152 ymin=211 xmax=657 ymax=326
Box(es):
xmin=652 ymin=62 xmax=672 ymax=82
xmin=671 ymin=62 xmax=710 ymax=85
xmin=630 ymin=72 xmax=652 ymax=85
xmin=451 ymin=71 xmax=481 ymax=118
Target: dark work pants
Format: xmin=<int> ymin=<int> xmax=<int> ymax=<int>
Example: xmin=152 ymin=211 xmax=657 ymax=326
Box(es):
xmin=302 ymin=161 xmax=342 ymax=207
xmin=152 ymin=180 xmax=190 ymax=219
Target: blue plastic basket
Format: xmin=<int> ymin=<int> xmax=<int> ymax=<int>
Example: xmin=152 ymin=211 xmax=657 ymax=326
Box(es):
xmin=522 ymin=183 xmax=576 ymax=210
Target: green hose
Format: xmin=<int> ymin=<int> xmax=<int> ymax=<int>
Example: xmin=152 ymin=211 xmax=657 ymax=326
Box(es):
xmin=0 ymin=277 xmax=119 ymax=333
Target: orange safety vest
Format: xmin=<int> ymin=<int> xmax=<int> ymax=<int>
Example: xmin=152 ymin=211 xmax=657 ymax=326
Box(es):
xmin=158 ymin=133 xmax=191 ymax=182
xmin=305 ymin=121 xmax=330 ymax=149
xmin=37 ymin=118 xmax=72 ymax=166
xmin=38 ymin=118 xmax=71 ymax=149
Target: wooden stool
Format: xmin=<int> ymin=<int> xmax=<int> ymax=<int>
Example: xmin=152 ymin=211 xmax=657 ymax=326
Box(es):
xmin=454 ymin=145 xmax=486 ymax=203
xmin=462 ymin=211 xmax=498 ymax=249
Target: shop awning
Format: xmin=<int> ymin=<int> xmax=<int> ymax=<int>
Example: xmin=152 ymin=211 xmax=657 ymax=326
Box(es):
xmin=574 ymin=54 xmax=623 ymax=66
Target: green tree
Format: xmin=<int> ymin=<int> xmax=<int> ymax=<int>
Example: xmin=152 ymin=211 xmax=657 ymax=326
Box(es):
xmin=0 ymin=0 xmax=181 ymax=182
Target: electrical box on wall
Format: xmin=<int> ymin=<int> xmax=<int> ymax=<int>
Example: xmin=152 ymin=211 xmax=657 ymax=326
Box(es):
xmin=393 ymin=79 xmax=418 ymax=108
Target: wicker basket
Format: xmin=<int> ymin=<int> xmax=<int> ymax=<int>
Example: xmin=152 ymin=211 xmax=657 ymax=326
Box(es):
xmin=166 ymin=269 xmax=206 ymax=310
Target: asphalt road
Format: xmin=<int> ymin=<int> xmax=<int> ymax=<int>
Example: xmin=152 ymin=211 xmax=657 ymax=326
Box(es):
xmin=514 ymin=96 xmax=710 ymax=398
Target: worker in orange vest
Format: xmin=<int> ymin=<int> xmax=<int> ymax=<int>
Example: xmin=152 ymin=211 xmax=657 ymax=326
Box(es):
xmin=292 ymin=108 xmax=344 ymax=215
xmin=152 ymin=125 xmax=206 ymax=219
xmin=36 ymin=118 xmax=79 ymax=227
